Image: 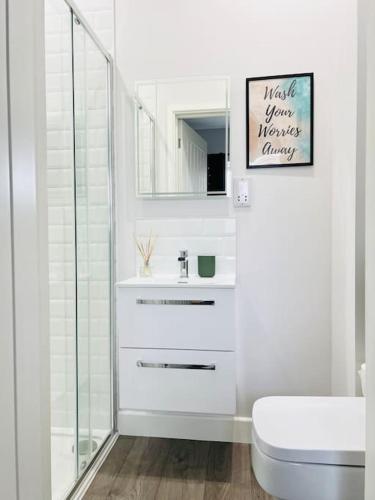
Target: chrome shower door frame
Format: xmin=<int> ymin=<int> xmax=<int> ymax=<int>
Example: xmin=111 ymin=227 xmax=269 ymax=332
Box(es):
xmin=63 ymin=0 xmax=118 ymax=497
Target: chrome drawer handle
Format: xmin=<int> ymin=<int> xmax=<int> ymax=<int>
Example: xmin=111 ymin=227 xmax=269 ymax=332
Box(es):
xmin=136 ymin=299 xmax=215 ymax=305
xmin=136 ymin=361 xmax=216 ymax=370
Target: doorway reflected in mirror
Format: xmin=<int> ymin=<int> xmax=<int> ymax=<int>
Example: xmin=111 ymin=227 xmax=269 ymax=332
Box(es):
xmin=177 ymin=114 xmax=229 ymax=195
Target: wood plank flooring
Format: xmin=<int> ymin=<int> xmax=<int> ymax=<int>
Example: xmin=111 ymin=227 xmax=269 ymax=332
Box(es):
xmin=83 ymin=437 xmax=272 ymax=500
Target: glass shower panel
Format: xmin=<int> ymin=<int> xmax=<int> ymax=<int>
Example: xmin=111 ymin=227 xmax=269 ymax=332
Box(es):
xmin=72 ymin=15 xmax=112 ymax=474
xmin=46 ymin=2 xmax=113 ymax=496
xmin=45 ymin=0 xmax=76 ymax=498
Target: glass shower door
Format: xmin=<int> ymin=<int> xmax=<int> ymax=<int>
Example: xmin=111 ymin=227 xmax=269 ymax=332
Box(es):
xmin=46 ymin=2 xmax=113 ymax=496
xmin=72 ymin=15 xmax=112 ymax=474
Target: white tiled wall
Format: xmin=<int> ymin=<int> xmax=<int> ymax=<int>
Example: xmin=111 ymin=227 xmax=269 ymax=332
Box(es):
xmin=45 ymin=0 xmax=112 ymax=436
xmin=74 ymin=0 xmax=114 ymax=55
xmin=135 ymin=218 xmax=236 ymax=276
xmin=46 ymin=0 xmax=76 ymax=433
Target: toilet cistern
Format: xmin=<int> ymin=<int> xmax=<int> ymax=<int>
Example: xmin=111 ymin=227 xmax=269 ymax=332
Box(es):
xmin=178 ymin=250 xmax=189 ymax=278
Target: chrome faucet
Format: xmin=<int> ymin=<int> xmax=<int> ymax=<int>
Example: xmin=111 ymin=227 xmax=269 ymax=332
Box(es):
xmin=178 ymin=250 xmax=189 ymax=278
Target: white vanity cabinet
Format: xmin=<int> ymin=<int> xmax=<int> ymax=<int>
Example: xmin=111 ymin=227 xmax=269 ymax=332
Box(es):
xmin=117 ymin=277 xmax=236 ymax=416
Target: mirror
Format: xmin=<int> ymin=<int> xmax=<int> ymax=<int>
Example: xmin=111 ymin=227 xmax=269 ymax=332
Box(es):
xmin=135 ymin=77 xmax=230 ymax=197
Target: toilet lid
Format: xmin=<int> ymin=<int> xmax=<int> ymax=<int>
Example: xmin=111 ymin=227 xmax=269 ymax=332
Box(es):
xmin=252 ymin=397 xmax=365 ymax=466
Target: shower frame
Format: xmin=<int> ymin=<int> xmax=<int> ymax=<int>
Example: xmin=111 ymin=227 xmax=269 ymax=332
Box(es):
xmin=60 ymin=0 xmax=118 ymax=497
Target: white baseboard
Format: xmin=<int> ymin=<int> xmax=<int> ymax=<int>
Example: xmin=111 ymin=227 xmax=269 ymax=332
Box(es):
xmin=118 ymin=410 xmax=252 ymax=444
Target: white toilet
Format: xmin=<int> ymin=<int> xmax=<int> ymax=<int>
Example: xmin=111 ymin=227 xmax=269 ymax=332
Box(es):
xmin=251 ymin=396 xmax=365 ymax=500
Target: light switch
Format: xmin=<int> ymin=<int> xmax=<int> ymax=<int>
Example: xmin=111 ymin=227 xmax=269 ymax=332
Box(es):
xmin=233 ymin=177 xmax=250 ymax=207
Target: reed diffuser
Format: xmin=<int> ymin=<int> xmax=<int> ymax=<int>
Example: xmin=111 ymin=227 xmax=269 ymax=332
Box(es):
xmin=135 ymin=232 xmax=156 ymax=277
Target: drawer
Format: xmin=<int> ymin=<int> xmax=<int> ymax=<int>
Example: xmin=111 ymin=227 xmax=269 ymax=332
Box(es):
xmin=117 ymin=287 xmax=235 ymax=351
xmin=119 ymin=348 xmax=236 ymax=415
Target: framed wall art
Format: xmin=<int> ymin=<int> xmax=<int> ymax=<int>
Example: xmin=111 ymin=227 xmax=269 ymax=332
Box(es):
xmin=246 ymin=73 xmax=314 ymax=168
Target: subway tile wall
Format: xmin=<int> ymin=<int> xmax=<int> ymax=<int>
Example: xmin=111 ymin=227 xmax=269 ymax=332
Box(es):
xmin=46 ymin=0 xmax=113 ymax=434
xmin=135 ymin=218 xmax=236 ymax=276
xmin=46 ymin=0 xmax=76 ymax=433
xmin=75 ymin=0 xmax=114 ymax=55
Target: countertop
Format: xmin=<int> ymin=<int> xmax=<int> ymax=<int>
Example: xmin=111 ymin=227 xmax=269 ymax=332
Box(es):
xmin=116 ymin=274 xmax=236 ymax=289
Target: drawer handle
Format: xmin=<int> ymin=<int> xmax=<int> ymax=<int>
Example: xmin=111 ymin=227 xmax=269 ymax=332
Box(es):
xmin=136 ymin=299 xmax=215 ymax=306
xmin=136 ymin=361 xmax=216 ymax=370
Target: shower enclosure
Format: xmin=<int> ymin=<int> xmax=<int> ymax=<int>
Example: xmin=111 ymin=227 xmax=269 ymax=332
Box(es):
xmin=45 ymin=1 xmax=115 ymax=498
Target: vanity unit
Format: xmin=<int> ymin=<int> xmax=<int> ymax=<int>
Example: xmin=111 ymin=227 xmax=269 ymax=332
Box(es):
xmin=116 ymin=276 xmax=236 ymax=437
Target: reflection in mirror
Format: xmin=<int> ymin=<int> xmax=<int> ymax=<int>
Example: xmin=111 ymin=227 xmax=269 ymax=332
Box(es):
xmin=135 ymin=77 xmax=230 ymax=197
xmin=135 ymin=99 xmax=155 ymax=193
xmin=177 ymin=113 xmax=228 ymax=194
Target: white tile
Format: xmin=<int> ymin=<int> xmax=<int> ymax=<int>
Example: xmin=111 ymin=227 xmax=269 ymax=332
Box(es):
xmin=50 ymin=334 xmax=75 ymax=355
xmin=216 ymin=256 xmax=236 ymax=275
xmin=47 ymin=150 xmax=74 ymax=169
xmin=136 ymin=219 xmax=200 ymax=237
xmin=49 ymin=262 xmax=75 ymax=281
xmin=88 ymin=167 xmax=108 ymax=187
xmin=89 ymin=282 xmax=109 ymax=299
xmin=90 ymin=319 xmax=110 ymax=338
xmin=222 ymin=236 xmax=236 ymax=257
xmin=49 ymin=281 xmax=75 ymax=300
xmin=88 ymin=225 xmax=110 ymax=243
xmin=88 ymin=243 xmax=110 ymax=261
xmin=188 ymin=237 xmax=223 ymax=256
xmin=48 ymin=206 xmax=74 ymax=225
xmin=203 ymin=218 xmax=236 ymax=236
xmin=88 ymin=186 xmax=109 ymax=205
xmin=49 ymin=299 xmax=75 ymax=319
xmin=134 ymin=218 xmax=236 ymax=276
xmin=89 ymin=261 xmax=110 ymax=280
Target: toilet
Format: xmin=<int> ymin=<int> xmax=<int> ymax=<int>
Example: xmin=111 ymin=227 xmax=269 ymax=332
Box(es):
xmin=251 ymin=397 xmax=365 ymax=500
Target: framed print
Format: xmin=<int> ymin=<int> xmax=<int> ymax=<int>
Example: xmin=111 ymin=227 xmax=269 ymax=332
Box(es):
xmin=246 ymin=73 xmax=314 ymax=168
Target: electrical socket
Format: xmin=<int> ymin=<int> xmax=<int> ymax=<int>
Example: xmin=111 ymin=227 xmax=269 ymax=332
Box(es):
xmin=233 ymin=177 xmax=250 ymax=207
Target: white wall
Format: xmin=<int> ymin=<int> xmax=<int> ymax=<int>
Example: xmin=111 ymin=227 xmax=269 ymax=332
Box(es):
xmin=365 ymin=0 xmax=375 ymax=496
xmin=0 ymin=1 xmax=18 ymax=496
xmin=5 ymin=0 xmax=51 ymax=497
xmin=330 ymin=1 xmax=359 ymax=396
xmin=115 ymin=0 xmax=358 ymax=416
xmin=355 ymin=0 xmax=367 ymax=395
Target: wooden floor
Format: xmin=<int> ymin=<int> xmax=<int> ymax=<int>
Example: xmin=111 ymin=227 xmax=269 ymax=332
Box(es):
xmin=83 ymin=437 xmax=272 ymax=500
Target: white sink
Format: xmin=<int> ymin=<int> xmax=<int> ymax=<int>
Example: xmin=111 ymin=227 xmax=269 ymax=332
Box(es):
xmin=116 ymin=274 xmax=236 ymax=288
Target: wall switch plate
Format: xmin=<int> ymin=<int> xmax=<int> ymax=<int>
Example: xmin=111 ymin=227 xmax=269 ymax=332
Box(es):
xmin=233 ymin=177 xmax=250 ymax=207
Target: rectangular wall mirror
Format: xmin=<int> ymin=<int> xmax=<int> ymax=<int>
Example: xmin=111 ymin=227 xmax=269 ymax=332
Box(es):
xmin=135 ymin=77 xmax=230 ymax=198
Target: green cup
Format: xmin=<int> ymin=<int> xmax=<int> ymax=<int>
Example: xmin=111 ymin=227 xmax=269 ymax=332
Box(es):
xmin=198 ymin=256 xmax=216 ymax=278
